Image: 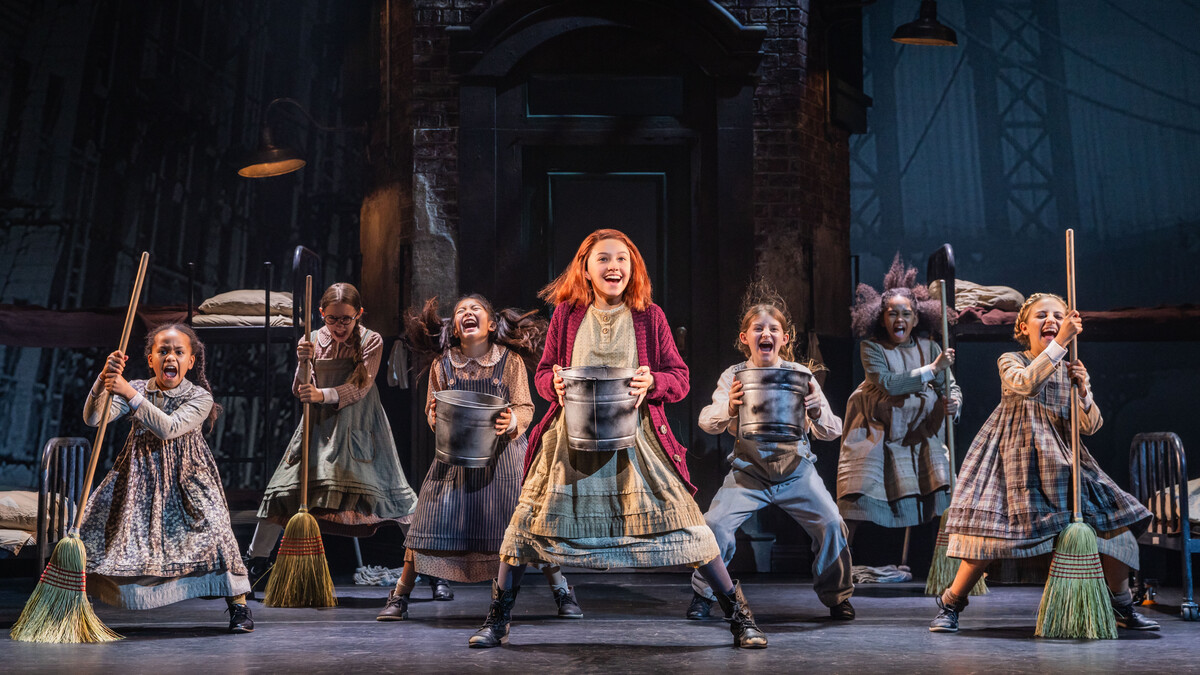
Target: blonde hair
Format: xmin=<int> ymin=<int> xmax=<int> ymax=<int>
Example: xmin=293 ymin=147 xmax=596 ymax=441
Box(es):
xmin=1013 ymin=292 xmax=1067 ymax=348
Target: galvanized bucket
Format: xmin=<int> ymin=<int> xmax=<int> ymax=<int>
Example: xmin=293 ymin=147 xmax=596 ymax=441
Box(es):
xmin=560 ymin=366 xmax=639 ymax=451
xmin=433 ymin=389 xmax=508 ymax=467
xmin=735 ymin=367 xmax=812 ymax=442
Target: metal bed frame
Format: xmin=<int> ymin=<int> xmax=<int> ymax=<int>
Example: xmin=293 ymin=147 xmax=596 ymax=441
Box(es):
xmin=1129 ymin=432 xmax=1199 ymax=620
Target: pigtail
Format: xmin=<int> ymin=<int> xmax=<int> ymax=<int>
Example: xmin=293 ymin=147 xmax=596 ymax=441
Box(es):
xmin=493 ymin=307 xmax=549 ymax=372
xmin=190 ymin=337 xmax=223 ymax=432
xmin=346 ymin=323 xmax=371 ymax=389
xmin=402 ymin=296 xmax=454 ymax=377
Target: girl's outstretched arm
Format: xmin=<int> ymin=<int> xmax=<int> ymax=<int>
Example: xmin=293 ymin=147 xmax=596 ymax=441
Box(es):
xmin=998 ymin=343 xmax=1065 ymax=396
xmin=129 ymin=387 xmax=214 ymax=440
xmin=862 ymin=340 xmax=936 ymax=396
xmin=83 ymin=375 xmax=131 ymax=426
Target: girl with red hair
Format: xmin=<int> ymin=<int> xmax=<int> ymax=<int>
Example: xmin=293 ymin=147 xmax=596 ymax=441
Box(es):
xmin=468 ymin=229 xmax=768 ymax=650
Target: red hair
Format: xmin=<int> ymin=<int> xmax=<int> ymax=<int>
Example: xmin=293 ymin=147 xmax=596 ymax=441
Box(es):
xmin=538 ymin=229 xmax=653 ymax=311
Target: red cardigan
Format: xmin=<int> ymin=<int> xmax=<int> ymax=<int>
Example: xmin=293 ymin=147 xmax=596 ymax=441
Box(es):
xmin=524 ymin=302 xmax=696 ymax=494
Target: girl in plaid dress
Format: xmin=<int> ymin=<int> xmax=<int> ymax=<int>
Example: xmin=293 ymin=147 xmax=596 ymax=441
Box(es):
xmin=929 ymin=293 xmax=1156 ymax=633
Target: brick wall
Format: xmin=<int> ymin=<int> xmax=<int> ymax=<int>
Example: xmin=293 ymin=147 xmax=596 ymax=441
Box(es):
xmin=383 ymin=0 xmax=851 ymax=338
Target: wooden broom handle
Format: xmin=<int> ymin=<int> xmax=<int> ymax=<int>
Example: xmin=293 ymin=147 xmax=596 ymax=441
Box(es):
xmin=300 ymin=274 xmax=312 ymax=508
xmin=73 ymin=251 xmax=151 ymax=532
xmin=939 ymin=294 xmax=956 ymax=488
xmin=1066 ymin=229 xmax=1082 ymax=520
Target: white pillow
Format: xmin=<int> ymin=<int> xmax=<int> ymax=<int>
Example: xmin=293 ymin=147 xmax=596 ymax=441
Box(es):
xmin=0 ymin=490 xmax=37 ymax=530
xmin=191 ymin=314 xmax=294 ymax=327
xmin=929 ymin=279 xmax=1025 ymax=312
xmin=198 ymin=290 xmax=292 ymax=317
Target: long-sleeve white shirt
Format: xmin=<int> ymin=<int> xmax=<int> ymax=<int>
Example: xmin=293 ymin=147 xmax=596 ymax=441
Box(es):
xmin=699 ymin=360 xmax=843 ymax=482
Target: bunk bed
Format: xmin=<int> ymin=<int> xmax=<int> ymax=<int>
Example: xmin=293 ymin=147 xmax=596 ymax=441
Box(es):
xmin=185 ymin=245 xmax=321 ymax=499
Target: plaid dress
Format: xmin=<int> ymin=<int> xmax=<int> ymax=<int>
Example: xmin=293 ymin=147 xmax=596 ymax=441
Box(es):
xmin=944 ymin=349 xmax=1150 ymax=565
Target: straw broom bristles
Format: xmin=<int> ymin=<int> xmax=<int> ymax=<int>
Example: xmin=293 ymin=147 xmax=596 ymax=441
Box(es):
xmin=1035 ymin=521 xmax=1116 ymax=639
xmin=10 ymin=252 xmax=148 ymax=643
xmin=262 ymin=274 xmax=336 ymax=608
xmin=925 ymin=512 xmax=989 ymax=597
xmin=262 ymin=508 xmax=336 ymax=608
xmin=9 ymin=535 xmax=121 ymax=643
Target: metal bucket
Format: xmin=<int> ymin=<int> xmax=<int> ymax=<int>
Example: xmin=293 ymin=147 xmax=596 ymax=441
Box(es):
xmin=735 ymin=367 xmax=812 ymax=442
xmin=561 ymin=366 xmax=639 ymax=451
xmin=433 ymin=390 xmax=508 ymax=467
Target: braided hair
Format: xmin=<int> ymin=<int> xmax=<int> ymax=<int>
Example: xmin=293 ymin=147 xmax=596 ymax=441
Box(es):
xmin=144 ymin=323 xmax=222 ymax=431
xmin=319 ymin=283 xmax=371 ymax=389
xmin=850 ymin=253 xmax=946 ymax=341
xmin=404 ymin=294 xmax=548 ymax=373
xmin=1012 ymin=292 xmax=1067 ymax=348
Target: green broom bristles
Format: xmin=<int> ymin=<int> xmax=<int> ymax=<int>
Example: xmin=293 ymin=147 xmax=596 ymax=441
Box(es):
xmin=1035 ymin=521 xmax=1116 ymax=639
xmin=10 ymin=535 xmax=122 ymax=643
xmin=263 ymin=509 xmax=336 ymax=608
xmin=926 ymin=513 xmax=989 ymax=596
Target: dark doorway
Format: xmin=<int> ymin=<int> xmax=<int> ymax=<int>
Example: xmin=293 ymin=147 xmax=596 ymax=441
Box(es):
xmin=521 ymin=145 xmax=694 ymax=442
xmin=452 ymin=0 xmax=764 ymax=495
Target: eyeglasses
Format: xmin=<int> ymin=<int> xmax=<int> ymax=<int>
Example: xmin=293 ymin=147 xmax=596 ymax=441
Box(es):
xmin=323 ymin=314 xmax=357 ymax=326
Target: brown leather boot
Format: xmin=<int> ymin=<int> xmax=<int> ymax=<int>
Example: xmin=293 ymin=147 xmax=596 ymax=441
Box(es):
xmin=714 ymin=581 xmax=768 ymax=648
xmin=468 ymin=580 xmax=520 ymax=648
xmin=376 ymin=589 xmax=409 ymax=621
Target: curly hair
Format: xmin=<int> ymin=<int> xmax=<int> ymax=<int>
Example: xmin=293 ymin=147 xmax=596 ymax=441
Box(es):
xmin=144 ymin=323 xmax=221 ymax=432
xmin=538 ymin=229 xmax=653 ymax=311
xmin=736 ymin=278 xmax=827 ymax=373
xmin=403 ymin=294 xmax=548 ymax=373
xmin=850 ymin=253 xmax=946 ymax=340
xmin=1012 ymin=292 xmax=1067 ymax=348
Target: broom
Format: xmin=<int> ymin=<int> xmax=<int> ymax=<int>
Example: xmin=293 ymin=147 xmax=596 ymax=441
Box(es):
xmin=10 ymin=251 xmax=150 ymax=643
xmin=1034 ymin=229 xmax=1116 ymax=639
xmin=264 ymin=274 xmax=336 ymax=608
xmin=924 ymin=244 xmax=987 ymax=597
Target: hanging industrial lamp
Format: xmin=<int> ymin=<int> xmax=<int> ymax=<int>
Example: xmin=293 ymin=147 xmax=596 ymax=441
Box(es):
xmin=892 ymin=0 xmax=958 ymax=46
xmin=237 ymin=97 xmax=361 ymax=178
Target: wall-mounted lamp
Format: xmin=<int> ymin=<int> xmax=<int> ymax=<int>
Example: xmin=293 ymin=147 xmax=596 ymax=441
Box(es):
xmin=892 ymin=0 xmax=957 ymax=46
xmin=238 ymin=97 xmax=361 ymax=178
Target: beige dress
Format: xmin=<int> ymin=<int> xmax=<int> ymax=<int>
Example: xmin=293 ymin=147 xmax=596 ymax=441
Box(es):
xmin=837 ymin=337 xmax=958 ymax=528
xmin=499 ymin=305 xmax=719 ymax=569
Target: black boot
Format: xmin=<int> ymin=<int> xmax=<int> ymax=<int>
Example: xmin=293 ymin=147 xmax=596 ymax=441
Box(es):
xmin=226 ymin=602 xmax=254 ymax=633
xmin=430 ymin=576 xmax=454 ymax=601
xmin=686 ymin=591 xmax=715 ymax=620
xmin=468 ymin=581 xmax=520 ymax=648
xmin=714 ymin=581 xmax=768 ymax=649
xmin=1112 ymin=596 xmax=1160 ymax=631
xmin=243 ymin=555 xmax=271 ymax=602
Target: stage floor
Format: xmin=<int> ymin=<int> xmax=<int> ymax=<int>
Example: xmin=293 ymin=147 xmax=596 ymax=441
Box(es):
xmin=1 ymin=575 xmax=1195 ymax=673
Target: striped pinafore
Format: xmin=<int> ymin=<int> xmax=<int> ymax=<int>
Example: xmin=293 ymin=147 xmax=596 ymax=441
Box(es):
xmin=404 ymin=348 xmax=527 ymax=582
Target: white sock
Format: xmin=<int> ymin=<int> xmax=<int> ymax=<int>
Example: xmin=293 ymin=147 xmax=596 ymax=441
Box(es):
xmin=247 ymin=521 xmax=284 ymax=559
